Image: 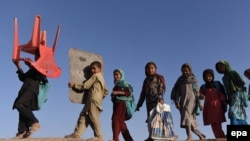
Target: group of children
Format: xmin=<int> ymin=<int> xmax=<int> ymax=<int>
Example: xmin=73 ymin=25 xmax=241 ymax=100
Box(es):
xmin=12 ymin=57 xmax=250 ymax=141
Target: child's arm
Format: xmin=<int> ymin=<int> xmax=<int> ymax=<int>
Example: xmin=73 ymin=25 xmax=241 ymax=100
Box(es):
xmin=112 ymin=86 xmax=130 ymax=96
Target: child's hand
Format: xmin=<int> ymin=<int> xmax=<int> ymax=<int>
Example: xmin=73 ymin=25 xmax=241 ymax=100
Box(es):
xmin=199 ymin=94 xmax=205 ymax=99
xmin=112 ymin=91 xmax=118 ymax=95
xmin=12 ymin=59 xmax=20 ymax=69
xmin=158 ymin=98 xmax=164 ymax=104
xmin=135 ymin=106 xmax=140 ymax=111
xmin=199 ymin=104 xmax=203 ymax=111
xmin=68 ymin=82 xmax=75 ymax=88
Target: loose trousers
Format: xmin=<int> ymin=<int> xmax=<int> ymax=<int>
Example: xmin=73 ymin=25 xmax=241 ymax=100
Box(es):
xmin=73 ymin=103 xmax=103 ymax=140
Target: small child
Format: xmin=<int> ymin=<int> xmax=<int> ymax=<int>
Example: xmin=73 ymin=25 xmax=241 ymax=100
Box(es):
xmin=171 ymin=63 xmax=205 ymax=141
xmin=110 ymin=69 xmax=134 ymax=141
xmin=199 ymin=69 xmax=227 ymax=138
xmin=215 ymin=60 xmax=248 ymax=125
xmin=136 ymin=61 xmax=166 ymax=141
xmin=65 ymin=61 xmax=108 ymax=141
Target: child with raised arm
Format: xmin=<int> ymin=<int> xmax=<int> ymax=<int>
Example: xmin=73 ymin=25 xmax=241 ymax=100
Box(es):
xmin=170 ymin=63 xmax=205 ymax=141
xmin=65 ymin=61 xmax=108 ymax=141
xmin=110 ymin=69 xmax=134 ymax=141
xmin=12 ymin=50 xmax=47 ymax=139
xmin=216 ymin=60 xmax=248 ymax=125
xmin=136 ymin=62 xmax=166 ymax=141
xmin=199 ymin=69 xmax=227 ymax=138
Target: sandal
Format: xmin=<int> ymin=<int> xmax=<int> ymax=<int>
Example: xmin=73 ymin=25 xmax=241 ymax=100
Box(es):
xmin=24 ymin=122 xmax=41 ymax=137
xmin=13 ymin=131 xmax=28 ymax=139
xmin=64 ymin=133 xmax=80 ymax=138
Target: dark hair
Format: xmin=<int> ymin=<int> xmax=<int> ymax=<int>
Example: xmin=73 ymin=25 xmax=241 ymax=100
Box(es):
xmin=145 ymin=61 xmax=157 ymax=76
xmin=144 ymin=61 xmax=166 ymax=93
xmin=90 ymin=61 xmax=102 ymax=69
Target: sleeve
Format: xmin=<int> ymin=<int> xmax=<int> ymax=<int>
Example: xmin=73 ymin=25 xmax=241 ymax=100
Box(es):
xmin=199 ymin=84 xmax=205 ymax=96
xmin=217 ymin=81 xmax=227 ymax=101
xmin=136 ymin=79 xmax=146 ymax=108
xmin=16 ymin=68 xmax=26 ymax=82
xmin=232 ymin=71 xmax=245 ymax=88
xmin=73 ymin=74 xmax=98 ymax=90
xmin=113 ymin=86 xmax=131 ymax=96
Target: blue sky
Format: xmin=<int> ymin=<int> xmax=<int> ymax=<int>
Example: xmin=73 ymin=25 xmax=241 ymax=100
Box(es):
xmin=1 ymin=0 xmax=250 ymax=140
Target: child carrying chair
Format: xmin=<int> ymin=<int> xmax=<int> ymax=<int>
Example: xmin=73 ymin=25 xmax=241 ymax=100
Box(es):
xmin=148 ymin=98 xmax=177 ymax=141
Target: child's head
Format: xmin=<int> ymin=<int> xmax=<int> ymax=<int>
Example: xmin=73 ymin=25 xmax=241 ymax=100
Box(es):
xmin=244 ymin=69 xmax=250 ymax=80
xmin=181 ymin=63 xmax=191 ymax=77
xmin=215 ymin=62 xmax=226 ymax=74
xmin=203 ymin=69 xmax=214 ymax=83
xmin=113 ymin=69 xmax=123 ymax=82
xmin=145 ymin=61 xmax=157 ymax=76
xmin=90 ymin=61 xmax=102 ymax=74
xmin=215 ymin=60 xmax=231 ymax=74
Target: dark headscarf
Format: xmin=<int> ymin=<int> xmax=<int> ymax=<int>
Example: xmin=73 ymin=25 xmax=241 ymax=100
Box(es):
xmin=202 ymin=69 xmax=215 ymax=88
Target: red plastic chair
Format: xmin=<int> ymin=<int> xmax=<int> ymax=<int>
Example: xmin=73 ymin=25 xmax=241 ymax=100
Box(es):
xmin=13 ymin=15 xmax=61 ymax=78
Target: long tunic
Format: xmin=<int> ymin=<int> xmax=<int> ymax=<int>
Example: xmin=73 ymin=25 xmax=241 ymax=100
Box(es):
xmin=174 ymin=83 xmax=199 ymax=128
xmin=74 ymin=72 xmax=108 ymax=113
xmin=13 ymin=68 xmax=47 ymax=110
xmin=200 ymin=87 xmax=226 ymax=125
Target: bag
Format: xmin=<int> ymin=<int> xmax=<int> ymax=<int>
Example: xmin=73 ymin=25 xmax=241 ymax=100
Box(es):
xmin=195 ymin=104 xmax=201 ymax=115
xmin=192 ymin=83 xmax=201 ymax=116
xmin=116 ymin=84 xmax=136 ymax=120
xmin=38 ymin=81 xmax=50 ymax=110
xmin=149 ymin=103 xmax=176 ymax=140
xmin=124 ymin=95 xmax=136 ymax=120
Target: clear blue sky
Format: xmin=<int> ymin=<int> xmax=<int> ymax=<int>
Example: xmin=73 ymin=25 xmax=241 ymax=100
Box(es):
xmin=1 ymin=1 xmax=250 ymax=140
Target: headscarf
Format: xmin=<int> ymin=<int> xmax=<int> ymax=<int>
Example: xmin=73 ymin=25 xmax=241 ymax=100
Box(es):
xmin=113 ymin=69 xmax=132 ymax=90
xmin=144 ymin=62 xmax=166 ymax=93
xmin=202 ymin=69 xmax=215 ymax=88
xmin=215 ymin=60 xmax=245 ymax=94
xmin=175 ymin=63 xmax=197 ymax=85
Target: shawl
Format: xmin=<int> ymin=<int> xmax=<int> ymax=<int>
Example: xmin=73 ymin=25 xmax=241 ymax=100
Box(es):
xmin=215 ymin=60 xmax=245 ymax=95
xmin=114 ymin=69 xmax=132 ymax=90
xmin=175 ymin=63 xmax=197 ymax=85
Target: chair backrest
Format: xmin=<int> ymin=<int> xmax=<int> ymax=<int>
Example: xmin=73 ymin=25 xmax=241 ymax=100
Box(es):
xmin=13 ymin=15 xmax=61 ymax=78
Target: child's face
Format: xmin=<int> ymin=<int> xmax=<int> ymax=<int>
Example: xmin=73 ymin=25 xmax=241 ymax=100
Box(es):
xmin=217 ymin=63 xmax=226 ymax=73
xmin=146 ymin=64 xmax=156 ymax=75
xmin=91 ymin=65 xmax=101 ymax=74
xmin=204 ymin=73 xmax=213 ymax=83
xmin=181 ymin=66 xmax=190 ymax=77
xmin=114 ymin=71 xmax=121 ymax=81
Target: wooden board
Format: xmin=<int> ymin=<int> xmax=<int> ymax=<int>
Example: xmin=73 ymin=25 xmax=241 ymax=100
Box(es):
xmin=68 ymin=48 xmax=103 ymax=104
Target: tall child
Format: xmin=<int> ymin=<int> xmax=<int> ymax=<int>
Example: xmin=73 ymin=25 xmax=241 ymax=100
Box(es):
xmin=199 ymin=69 xmax=227 ymax=138
xmin=110 ymin=69 xmax=134 ymax=141
xmin=216 ymin=60 xmax=248 ymax=125
xmin=136 ymin=61 xmax=166 ymax=141
xmin=171 ymin=63 xmax=205 ymax=141
xmin=65 ymin=61 xmax=108 ymax=141
xmin=12 ymin=51 xmax=47 ymax=139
